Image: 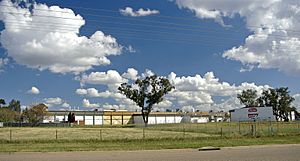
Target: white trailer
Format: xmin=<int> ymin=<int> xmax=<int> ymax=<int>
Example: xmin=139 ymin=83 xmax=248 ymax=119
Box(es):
xmin=230 ymin=107 xmax=275 ymax=122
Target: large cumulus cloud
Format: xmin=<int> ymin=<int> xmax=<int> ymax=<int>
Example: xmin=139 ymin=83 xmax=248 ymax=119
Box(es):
xmin=0 ymin=0 xmax=122 ymax=74
xmin=175 ymin=0 xmax=300 ymax=74
xmin=76 ymin=68 xmax=270 ymax=111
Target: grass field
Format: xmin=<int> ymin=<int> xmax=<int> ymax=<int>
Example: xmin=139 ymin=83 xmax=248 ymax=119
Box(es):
xmin=0 ymin=122 xmax=299 ymax=152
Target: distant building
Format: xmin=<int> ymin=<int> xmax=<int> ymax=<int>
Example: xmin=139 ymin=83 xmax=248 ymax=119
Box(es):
xmin=44 ymin=110 xmax=227 ymax=125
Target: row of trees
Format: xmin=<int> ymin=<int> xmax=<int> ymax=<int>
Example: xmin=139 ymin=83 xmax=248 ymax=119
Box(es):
xmin=0 ymin=99 xmax=21 ymax=122
xmin=237 ymin=87 xmax=296 ymax=121
xmin=0 ymin=98 xmax=48 ymax=124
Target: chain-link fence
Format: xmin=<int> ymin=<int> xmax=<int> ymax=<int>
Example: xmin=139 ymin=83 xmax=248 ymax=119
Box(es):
xmin=0 ymin=121 xmax=299 ymax=141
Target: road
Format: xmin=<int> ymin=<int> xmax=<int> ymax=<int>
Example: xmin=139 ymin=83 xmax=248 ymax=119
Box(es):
xmin=1 ymin=144 xmax=300 ymax=161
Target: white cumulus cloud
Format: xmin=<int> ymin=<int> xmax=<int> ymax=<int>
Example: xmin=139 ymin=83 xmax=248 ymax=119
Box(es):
xmin=27 ymin=86 xmax=40 ymax=94
xmin=122 ymin=68 xmax=138 ymax=80
xmin=292 ymin=94 xmax=300 ymax=111
xmin=82 ymin=98 xmax=100 ymax=108
xmin=0 ymin=58 xmax=9 ymax=71
xmin=175 ymin=0 xmax=300 ymax=75
xmin=120 ymin=7 xmax=159 ymax=17
xmin=43 ymin=97 xmax=70 ymax=109
xmin=0 ymin=0 xmax=123 ymax=74
xmin=76 ymin=68 xmax=271 ymax=111
xmin=80 ymin=70 xmax=126 ymax=86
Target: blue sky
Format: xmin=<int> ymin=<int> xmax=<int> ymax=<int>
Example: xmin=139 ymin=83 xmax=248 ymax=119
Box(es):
xmin=1 ymin=0 xmax=300 ymax=111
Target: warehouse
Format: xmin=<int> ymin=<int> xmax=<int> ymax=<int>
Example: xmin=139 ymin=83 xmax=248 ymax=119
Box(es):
xmin=44 ymin=110 xmax=104 ymax=125
xmin=44 ymin=110 xmax=225 ymax=125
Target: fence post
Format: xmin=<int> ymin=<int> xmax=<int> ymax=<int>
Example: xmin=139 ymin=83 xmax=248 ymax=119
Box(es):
xmin=228 ymin=122 xmax=231 ymax=137
xmin=238 ymin=121 xmax=241 ymax=134
xmin=269 ymin=120 xmax=272 ymax=136
xmin=276 ymin=121 xmax=279 ymax=135
xmin=183 ymin=125 xmax=186 ymax=138
xmin=55 ymin=129 xmax=58 ymax=140
xmin=99 ymin=129 xmax=103 ymax=141
xmin=9 ymin=129 xmax=12 ymax=141
xmin=220 ymin=127 xmax=223 ymax=138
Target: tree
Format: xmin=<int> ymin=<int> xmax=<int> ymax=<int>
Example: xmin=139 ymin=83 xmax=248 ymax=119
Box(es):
xmin=118 ymin=75 xmax=174 ymax=126
xmin=8 ymin=99 xmax=21 ymax=113
xmin=0 ymin=98 xmax=5 ymax=108
xmin=0 ymin=108 xmax=18 ymax=122
xmin=239 ymin=87 xmax=296 ymax=121
xmin=237 ymin=89 xmax=259 ymax=107
xmin=259 ymin=87 xmax=295 ymax=121
xmin=22 ymin=103 xmax=48 ymax=125
xmin=67 ymin=112 xmax=75 ymax=123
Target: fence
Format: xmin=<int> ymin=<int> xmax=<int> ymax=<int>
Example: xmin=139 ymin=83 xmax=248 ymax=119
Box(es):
xmin=0 ymin=121 xmax=299 ymax=141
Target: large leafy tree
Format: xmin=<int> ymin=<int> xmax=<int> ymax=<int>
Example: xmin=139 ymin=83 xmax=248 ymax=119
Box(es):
xmin=8 ymin=99 xmax=21 ymax=113
xmin=0 ymin=98 xmax=5 ymax=107
xmin=237 ymin=89 xmax=259 ymax=107
xmin=0 ymin=108 xmax=18 ymax=122
xmin=118 ymin=75 xmax=174 ymax=126
xmin=22 ymin=103 xmax=49 ymax=125
xmin=259 ymin=87 xmax=295 ymax=121
xmin=238 ymin=87 xmax=295 ymax=121
xmin=0 ymin=99 xmax=21 ymax=122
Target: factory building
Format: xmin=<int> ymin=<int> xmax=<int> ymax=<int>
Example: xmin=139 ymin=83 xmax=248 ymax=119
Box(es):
xmin=44 ymin=110 xmax=226 ymax=125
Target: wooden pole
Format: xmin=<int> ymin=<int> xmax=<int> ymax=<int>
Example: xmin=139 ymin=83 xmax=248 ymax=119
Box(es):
xmin=56 ymin=129 xmax=58 ymax=140
xmin=9 ymin=129 xmax=12 ymax=141
xmin=221 ymin=127 xmax=223 ymax=138
xmin=99 ymin=129 xmax=103 ymax=141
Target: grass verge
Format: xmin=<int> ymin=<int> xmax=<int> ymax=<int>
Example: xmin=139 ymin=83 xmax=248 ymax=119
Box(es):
xmin=1 ymin=134 xmax=300 ymax=152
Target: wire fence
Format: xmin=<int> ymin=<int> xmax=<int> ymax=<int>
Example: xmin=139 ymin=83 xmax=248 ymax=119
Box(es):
xmin=0 ymin=121 xmax=299 ymax=141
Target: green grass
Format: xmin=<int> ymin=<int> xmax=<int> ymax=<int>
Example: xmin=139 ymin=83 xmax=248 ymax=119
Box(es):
xmin=0 ymin=122 xmax=299 ymax=152
xmin=1 ymin=135 xmax=300 ymax=152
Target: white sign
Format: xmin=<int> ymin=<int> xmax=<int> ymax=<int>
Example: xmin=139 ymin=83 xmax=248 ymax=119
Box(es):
xmin=230 ymin=107 xmax=275 ymax=122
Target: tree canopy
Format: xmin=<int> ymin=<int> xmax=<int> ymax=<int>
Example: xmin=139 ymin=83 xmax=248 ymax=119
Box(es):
xmin=0 ymin=98 xmax=5 ymax=107
xmin=0 ymin=98 xmax=21 ymax=122
xmin=237 ymin=89 xmax=259 ymax=107
xmin=8 ymin=99 xmax=21 ymax=113
xmin=0 ymin=108 xmax=19 ymax=122
xmin=22 ymin=103 xmax=49 ymax=125
xmin=118 ymin=75 xmax=174 ymax=126
xmin=237 ymin=87 xmax=295 ymax=121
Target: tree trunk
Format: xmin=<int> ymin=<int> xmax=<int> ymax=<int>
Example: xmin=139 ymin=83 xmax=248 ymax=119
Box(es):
xmin=141 ymin=108 xmax=149 ymax=127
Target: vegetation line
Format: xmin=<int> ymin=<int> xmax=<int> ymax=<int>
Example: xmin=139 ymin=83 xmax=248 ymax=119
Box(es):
xmin=0 ymin=135 xmax=299 ymax=152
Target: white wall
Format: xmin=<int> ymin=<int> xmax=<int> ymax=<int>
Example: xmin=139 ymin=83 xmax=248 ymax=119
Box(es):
xmin=133 ymin=115 xmax=186 ymax=124
xmin=95 ymin=116 xmax=103 ymax=125
xmin=85 ymin=116 xmax=93 ymax=125
xmin=191 ymin=117 xmax=209 ymax=123
xmin=75 ymin=116 xmax=84 ymax=121
xmin=175 ymin=116 xmax=183 ymax=123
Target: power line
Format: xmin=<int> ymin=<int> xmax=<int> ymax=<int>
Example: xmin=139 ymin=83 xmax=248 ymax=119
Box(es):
xmin=2 ymin=18 xmax=294 ymax=42
xmin=1 ymin=11 xmax=297 ymax=41
xmin=3 ymin=25 xmax=300 ymax=53
xmin=2 ymin=18 xmax=290 ymax=46
xmin=4 ymin=26 xmax=233 ymax=47
xmin=1 ymin=4 xmax=300 ymax=33
xmin=1 ymin=6 xmax=300 ymax=51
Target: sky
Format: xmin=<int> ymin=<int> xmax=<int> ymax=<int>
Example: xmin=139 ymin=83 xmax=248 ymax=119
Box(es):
xmin=0 ymin=0 xmax=300 ymax=112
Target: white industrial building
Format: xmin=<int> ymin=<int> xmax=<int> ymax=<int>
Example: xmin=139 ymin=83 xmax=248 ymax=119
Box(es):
xmin=44 ymin=110 xmax=226 ymax=125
